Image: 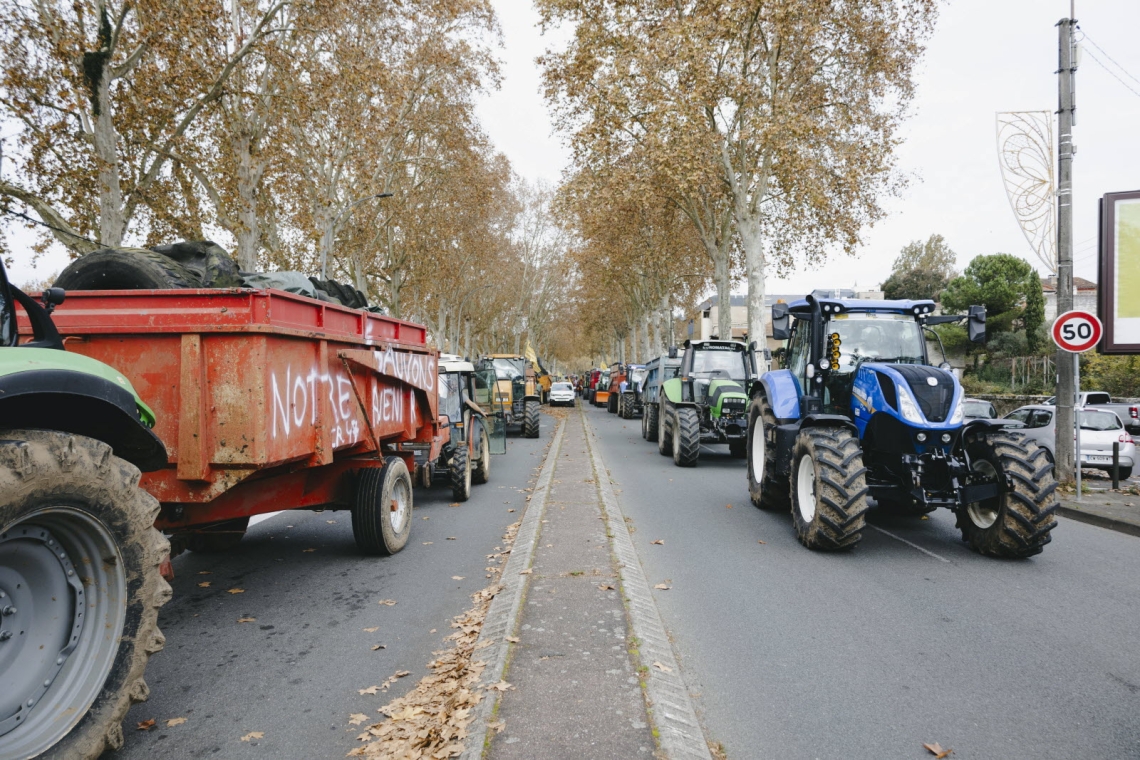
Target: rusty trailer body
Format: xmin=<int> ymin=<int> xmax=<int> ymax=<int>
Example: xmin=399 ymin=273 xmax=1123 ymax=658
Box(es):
xmin=21 ymin=287 xmax=443 ymax=552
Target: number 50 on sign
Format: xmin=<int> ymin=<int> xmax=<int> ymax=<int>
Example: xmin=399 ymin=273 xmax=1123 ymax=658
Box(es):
xmin=1051 ymin=310 xmax=1103 ymax=353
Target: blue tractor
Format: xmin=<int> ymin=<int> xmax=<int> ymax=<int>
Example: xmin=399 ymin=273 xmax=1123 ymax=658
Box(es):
xmin=747 ymin=295 xmax=1057 ymax=558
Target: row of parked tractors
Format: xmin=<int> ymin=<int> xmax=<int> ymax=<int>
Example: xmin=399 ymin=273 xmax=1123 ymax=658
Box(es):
xmin=582 ymin=295 xmax=1058 ymax=563
xmin=0 ymin=246 xmax=554 ymax=760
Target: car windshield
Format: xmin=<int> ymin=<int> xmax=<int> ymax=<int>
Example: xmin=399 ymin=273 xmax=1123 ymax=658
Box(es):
xmin=552 ymin=382 xmax=572 ymax=391
xmin=828 ymin=314 xmax=926 ymax=371
xmin=690 ymin=347 xmax=747 ymax=380
xmin=1080 ymin=410 xmax=1121 ymax=431
xmin=964 ymin=401 xmax=995 ymax=419
xmin=491 ymin=358 xmax=524 ymax=380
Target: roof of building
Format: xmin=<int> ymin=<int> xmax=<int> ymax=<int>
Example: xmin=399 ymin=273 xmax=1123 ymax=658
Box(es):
xmin=1041 ymin=275 xmax=1097 ymax=292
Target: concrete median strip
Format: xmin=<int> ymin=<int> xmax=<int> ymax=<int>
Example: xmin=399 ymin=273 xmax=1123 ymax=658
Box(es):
xmin=581 ymin=409 xmax=714 ymax=760
xmin=459 ymin=418 xmax=566 ymax=760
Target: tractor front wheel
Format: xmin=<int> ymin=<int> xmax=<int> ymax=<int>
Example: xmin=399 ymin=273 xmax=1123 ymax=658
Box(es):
xmin=672 ymin=407 xmax=700 ymax=467
xmin=352 ymin=457 xmax=413 ymax=556
xmin=747 ymin=396 xmax=789 ymax=511
xmin=956 ymin=433 xmax=1057 ymax=558
xmin=472 ymin=421 xmax=491 ymax=485
xmin=522 ymin=399 xmax=541 ymax=439
xmin=450 ymin=442 xmax=472 ymax=502
xmin=789 ymin=426 xmax=869 ymax=550
xmin=0 ymin=430 xmax=170 ymax=760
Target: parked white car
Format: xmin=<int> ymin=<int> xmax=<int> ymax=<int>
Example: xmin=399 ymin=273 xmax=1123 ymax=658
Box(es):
xmin=1004 ymin=404 xmax=1136 ymax=478
xmin=548 ymin=381 xmax=577 ymax=407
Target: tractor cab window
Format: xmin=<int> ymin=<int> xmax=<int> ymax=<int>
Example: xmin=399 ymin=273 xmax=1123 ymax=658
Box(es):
xmin=787 ymin=320 xmax=812 ymax=392
xmin=491 ymin=359 xmax=524 ymax=380
xmin=827 ymin=314 xmax=926 ymax=371
xmin=689 ymin=346 xmax=747 ymax=380
xmin=630 ymin=368 xmax=647 ymax=389
xmin=438 ymin=372 xmax=463 ymax=423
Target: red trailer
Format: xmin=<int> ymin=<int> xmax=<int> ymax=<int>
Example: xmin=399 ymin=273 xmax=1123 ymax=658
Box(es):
xmin=28 ymin=287 xmax=444 ymax=557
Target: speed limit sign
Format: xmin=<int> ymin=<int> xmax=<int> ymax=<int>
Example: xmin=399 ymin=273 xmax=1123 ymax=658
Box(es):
xmin=1052 ymin=310 xmax=1103 ymax=352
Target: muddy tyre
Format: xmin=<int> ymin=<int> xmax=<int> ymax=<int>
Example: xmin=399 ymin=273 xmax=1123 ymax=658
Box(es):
xmin=184 ymin=517 xmax=249 ymax=553
xmin=607 ymin=393 xmax=618 ymax=414
xmin=0 ymin=430 xmax=170 ymax=760
xmin=622 ymin=392 xmax=636 ymax=419
xmin=645 ymin=403 xmax=659 ymax=442
xmin=352 ymin=457 xmax=413 ymax=555
xmin=472 ymin=421 xmax=491 ymax=485
xmin=55 ymin=248 xmax=200 ymax=291
xmin=956 ymin=432 xmax=1057 ymax=558
xmin=450 ymin=440 xmax=472 ymax=502
xmin=657 ymin=403 xmax=673 ymax=456
xmin=522 ymin=400 xmax=540 ymax=439
xmin=747 ymin=396 xmax=790 ymax=511
xmin=789 ymin=426 xmax=869 ymax=550
xmin=672 ymin=407 xmax=700 ymax=467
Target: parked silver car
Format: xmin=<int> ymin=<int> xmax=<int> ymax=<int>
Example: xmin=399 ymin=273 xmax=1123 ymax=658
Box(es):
xmin=963 ymin=398 xmax=997 ymax=420
xmin=1004 ymin=404 xmax=1136 ymax=478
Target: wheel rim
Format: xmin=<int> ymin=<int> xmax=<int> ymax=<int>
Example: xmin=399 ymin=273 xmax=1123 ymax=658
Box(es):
xmin=751 ymin=414 xmax=765 ymax=483
xmin=966 ymin=459 xmax=1001 ymax=529
xmin=390 ymin=475 xmax=411 ymax=534
xmin=0 ymin=507 xmax=127 ymax=758
xmin=796 ymin=454 xmax=817 ymax=522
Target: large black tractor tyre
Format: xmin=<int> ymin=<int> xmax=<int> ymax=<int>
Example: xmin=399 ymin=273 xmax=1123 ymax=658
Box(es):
xmin=522 ymin=399 xmax=541 ymax=439
xmin=184 ymin=517 xmax=249 ymax=553
xmin=472 ymin=420 xmax=491 ymax=485
xmin=0 ymin=430 xmax=170 ymax=760
xmin=607 ymin=392 xmax=618 ymax=414
xmin=621 ymin=392 xmax=636 ymax=419
xmin=55 ymin=248 xmax=200 ymax=291
xmin=672 ymin=406 xmax=701 ymax=467
xmin=450 ymin=441 xmax=472 ymax=502
xmin=789 ymin=426 xmax=869 ymax=550
xmin=956 ymin=432 xmax=1057 ymax=558
xmin=657 ymin=403 xmax=673 ymax=456
xmin=644 ymin=402 xmax=659 ymax=442
xmin=747 ymin=395 xmax=790 ymax=511
xmin=352 ymin=457 xmax=413 ymax=555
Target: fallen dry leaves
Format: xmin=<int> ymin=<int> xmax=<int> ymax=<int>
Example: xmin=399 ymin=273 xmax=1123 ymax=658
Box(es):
xmin=923 ymin=742 xmax=953 ymax=758
xmin=372 ymin=645 xmax=386 ymax=651
xmin=197 ymin=582 xmax=211 ymax=588
xmin=654 ymin=583 xmax=671 ymax=590
xmin=241 ymin=731 xmax=264 ymax=742
xmin=348 ymin=520 xmax=521 ymax=759
xmin=452 ymin=576 xmax=464 ymax=581
xmin=378 ymin=599 xmax=397 ymax=606
xmin=364 ymin=627 xmax=379 ymax=633
xmin=237 ymin=617 xmax=256 ymax=624
xmin=349 ymin=714 xmax=369 ymax=726
xmin=650 ymin=539 xmax=664 ymax=545
xmin=136 ymin=719 xmax=156 ymax=731
xmin=227 ymin=588 xmax=244 ymax=595
xmin=166 ymin=717 xmax=187 ymax=727
xmin=757 ymin=540 xmax=766 ymax=545
xmin=652 ymin=661 xmax=673 ymax=674
xmin=505 ymin=636 xmax=520 ymax=643
xmin=518 ymin=568 xmax=533 ymax=575
xmin=597 ymin=583 xmax=615 ymax=591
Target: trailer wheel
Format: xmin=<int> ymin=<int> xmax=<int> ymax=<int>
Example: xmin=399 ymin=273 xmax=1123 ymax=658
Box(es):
xmin=672 ymin=407 xmax=700 ymax=467
xmin=789 ymin=426 xmax=869 ymax=550
xmin=472 ymin=421 xmax=491 ymax=485
xmin=184 ymin=517 xmax=249 ymax=554
xmin=522 ymin=400 xmax=541 ymax=439
xmin=657 ymin=403 xmax=673 ymax=456
xmin=0 ymin=430 xmax=170 ymax=760
xmin=450 ymin=441 xmax=472 ymax=502
xmin=956 ymin=433 xmax=1057 ymax=558
xmin=748 ymin=396 xmax=790 ymax=511
xmin=54 ymin=248 xmax=199 ymax=290
xmin=352 ymin=458 xmax=413 ymax=556
xmin=607 ymin=393 xmax=617 ymax=414
xmin=645 ymin=403 xmax=659 ymax=442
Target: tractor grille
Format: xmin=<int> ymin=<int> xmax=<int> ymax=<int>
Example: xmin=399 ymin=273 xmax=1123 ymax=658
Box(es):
xmin=894 ymin=365 xmax=954 ymax=423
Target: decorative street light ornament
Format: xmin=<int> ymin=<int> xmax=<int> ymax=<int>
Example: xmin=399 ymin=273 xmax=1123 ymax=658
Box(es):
xmin=996 ymin=111 xmax=1057 ymax=274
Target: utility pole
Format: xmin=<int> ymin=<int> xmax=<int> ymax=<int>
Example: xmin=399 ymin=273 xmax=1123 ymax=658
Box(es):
xmin=1054 ymin=10 xmax=1077 ymax=482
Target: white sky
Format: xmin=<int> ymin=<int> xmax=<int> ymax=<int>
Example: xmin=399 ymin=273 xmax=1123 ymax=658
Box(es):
xmin=476 ymin=0 xmax=1140 ymax=295
xmin=8 ymin=0 xmax=1139 ymax=296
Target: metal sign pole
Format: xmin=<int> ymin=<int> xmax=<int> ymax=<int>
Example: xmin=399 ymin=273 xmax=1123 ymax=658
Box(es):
xmin=1075 ymin=351 xmax=1082 ymax=502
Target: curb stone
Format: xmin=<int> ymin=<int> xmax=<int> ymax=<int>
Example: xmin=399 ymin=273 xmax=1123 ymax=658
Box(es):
xmin=459 ymin=419 xmax=565 ymax=760
xmin=1056 ymin=505 xmax=1140 ymax=538
xmin=581 ymin=409 xmax=714 ymax=760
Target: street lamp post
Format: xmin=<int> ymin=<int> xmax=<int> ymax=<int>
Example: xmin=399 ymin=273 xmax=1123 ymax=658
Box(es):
xmin=319 ymin=192 xmax=393 ymax=280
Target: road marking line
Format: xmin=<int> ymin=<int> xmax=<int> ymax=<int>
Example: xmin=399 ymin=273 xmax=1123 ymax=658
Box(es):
xmin=249 ymin=511 xmax=282 ymax=527
xmin=869 ymin=524 xmax=951 ymax=563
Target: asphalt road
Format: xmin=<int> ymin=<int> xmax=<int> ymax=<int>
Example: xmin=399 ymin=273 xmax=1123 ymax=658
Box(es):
xmin=109 ymin=422 xmax=554 ymax=759
xmin=583 ymin=403 xmax=1140 ymax=760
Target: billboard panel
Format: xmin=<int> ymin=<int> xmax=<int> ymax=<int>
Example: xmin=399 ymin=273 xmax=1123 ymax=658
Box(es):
xmin=1098 ymin=190 xmax=1140 ymax=354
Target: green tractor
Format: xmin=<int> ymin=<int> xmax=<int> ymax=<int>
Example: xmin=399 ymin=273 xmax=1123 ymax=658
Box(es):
xmin=656 ymin=340 xmax=758 ymax=466
xmin=0 ymin=259 xmax=170 ymax=759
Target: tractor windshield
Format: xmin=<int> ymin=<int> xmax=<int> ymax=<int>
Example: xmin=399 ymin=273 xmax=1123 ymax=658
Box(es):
xmin=690 ymin=347 xmax=747 ymax=380
xmin=491 ymin=358 xmax=525 ymax=380
xmin=828 ymin=314 xmax=926 ymax=371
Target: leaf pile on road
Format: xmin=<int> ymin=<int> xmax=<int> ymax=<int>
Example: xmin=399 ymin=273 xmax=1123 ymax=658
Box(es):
xmin=542 ymin=405 xmax=570 ymax=420
xmin=349 ymin=520 xmax=522 ymax=758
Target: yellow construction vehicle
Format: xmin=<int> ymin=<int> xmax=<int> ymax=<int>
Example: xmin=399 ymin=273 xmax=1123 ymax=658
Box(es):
xmin=477 ymin=354 xmax=542 ymax=438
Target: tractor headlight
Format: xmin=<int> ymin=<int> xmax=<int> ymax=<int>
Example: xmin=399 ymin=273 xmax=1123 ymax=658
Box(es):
xmin=949 ymin=397 xmax=965 ymax=425
xmin=898 ymin=388 xmax=924 ymax=425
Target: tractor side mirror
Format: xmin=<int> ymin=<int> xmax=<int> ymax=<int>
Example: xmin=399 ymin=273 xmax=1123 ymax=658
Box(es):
xmin=771 ymin=302 xmax=791 ymax=341
xmin=968 ymin=305 xmax=986 ymax=344
xmin=0 ymin=258 xmax=16 ymax=347
xmin=668 ymin=345 xmax=678 ymax=359
xmin=42 ymin=286 xmax=65 ymax=313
